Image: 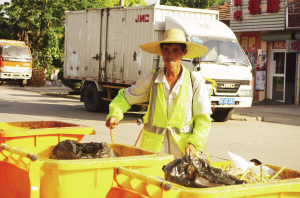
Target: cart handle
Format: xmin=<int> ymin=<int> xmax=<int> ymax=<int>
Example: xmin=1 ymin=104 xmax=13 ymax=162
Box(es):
xmin=116 ymin=166 xmax=172 ymax=191
xmin=0 ymin=143 xmax=38 ymax=161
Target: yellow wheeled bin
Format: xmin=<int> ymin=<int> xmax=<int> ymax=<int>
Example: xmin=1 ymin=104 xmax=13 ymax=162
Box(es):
xmin=107 ymin=162 xmax=300 ymax=198
xmin=0 ymin=143 xmax=174 ymax=198
xmin=0 ymin=121 xmax=95 ymax=147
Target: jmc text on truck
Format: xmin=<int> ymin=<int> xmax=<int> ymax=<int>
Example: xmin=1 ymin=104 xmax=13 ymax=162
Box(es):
xmin=64 ymin=5 xmax=253 ymax=122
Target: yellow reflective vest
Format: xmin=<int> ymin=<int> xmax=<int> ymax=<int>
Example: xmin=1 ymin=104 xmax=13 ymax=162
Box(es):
xmin=107 ymin=67 xmax=211 ymax=154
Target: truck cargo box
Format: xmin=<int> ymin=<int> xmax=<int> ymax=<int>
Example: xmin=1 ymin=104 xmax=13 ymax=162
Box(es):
xmin=64 ymin=5 xmax=218 ymax=84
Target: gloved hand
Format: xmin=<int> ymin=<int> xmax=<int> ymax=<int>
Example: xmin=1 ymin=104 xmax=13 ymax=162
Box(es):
xmin=185 ymin=143 xmax=197 ymax=157
xmin=106 ymin=116 xmax=119 ymax=129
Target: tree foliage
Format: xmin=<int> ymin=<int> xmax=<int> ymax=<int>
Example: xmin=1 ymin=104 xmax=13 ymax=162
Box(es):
xmin=0 ymin=3 xmax=14 ymax=39
xmin=160 ymin=0 xmax=227 ymax=9
xmin=0 ymin=0 xmax=146 ymax=71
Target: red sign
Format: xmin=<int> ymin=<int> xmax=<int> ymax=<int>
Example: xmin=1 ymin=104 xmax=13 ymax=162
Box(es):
xmin=267 ymin=0 xmax=280 ymax=13
xmin=272 ymin=41 xmax=286 ymax=49
xmin=288 ymin=14 xmax=300 ymax=28
xmin=248 ymin=0 xmax=261 ymax=15
xmin=240 ymin=33 xmax=258 ymax=52
xmin=234 ymin=0 xmax=242 ymax=21
xmin=291 ymin=41 xmax=300 ymax=51
xmin=234 ymin=10 xmax=242 ymax=21
xmin=287 ymin=40 xmax=300 ymax=52
xmin=234 ymin=0 xmax=241 ymax=6
xmin=135 ymin=15 xmax=149 ymax=23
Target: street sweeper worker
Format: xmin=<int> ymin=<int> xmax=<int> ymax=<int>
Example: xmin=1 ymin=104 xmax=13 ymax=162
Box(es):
xmin=106 ymin=28 xmax=212 ymax=158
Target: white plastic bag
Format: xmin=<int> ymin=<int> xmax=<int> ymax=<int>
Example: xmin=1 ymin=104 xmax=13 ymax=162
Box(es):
xmin=228 ymin=151 xmax=254 ymax=171
xmin=228 ymin=151 xmax=280 ymax=179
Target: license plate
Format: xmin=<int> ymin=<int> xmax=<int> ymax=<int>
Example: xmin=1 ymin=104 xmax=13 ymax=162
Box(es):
xmin=219 ymin=98 xmax=235 ymax=105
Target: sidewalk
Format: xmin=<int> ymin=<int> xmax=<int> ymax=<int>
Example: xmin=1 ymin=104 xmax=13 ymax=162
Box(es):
xmin=233 ymin=99 xmax=300 ymax=126
xmin=4 ymin=84 xmax=80 ymax=99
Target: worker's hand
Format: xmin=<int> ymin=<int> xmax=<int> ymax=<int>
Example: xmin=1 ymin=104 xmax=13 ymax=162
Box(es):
xmin=185 ymin=143 xmax=197 ymax=157
xmin=106 ymin=116 xmax=119 ymax=129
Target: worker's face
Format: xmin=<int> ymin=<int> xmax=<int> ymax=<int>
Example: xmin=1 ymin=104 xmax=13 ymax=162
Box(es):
xmin=161 ymin=44 xmax=187 ymax=68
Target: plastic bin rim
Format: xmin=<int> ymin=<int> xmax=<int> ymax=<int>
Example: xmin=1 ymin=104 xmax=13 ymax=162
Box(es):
xmin=0 ymin=126 xmax=96 ymax=137
xmin=40 ymin=153 xmax=174 ymax=170
xmin=168 ymin=177 xmax=300 ymax=195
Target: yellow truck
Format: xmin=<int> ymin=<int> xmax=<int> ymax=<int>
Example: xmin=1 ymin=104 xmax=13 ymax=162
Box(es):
xmin=0 ymin=39 xmax=32 ymax=87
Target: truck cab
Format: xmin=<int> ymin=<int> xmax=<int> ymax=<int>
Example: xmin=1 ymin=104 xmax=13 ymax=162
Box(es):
xmin=166 ymin=16 xmax=253 ymax=121
xmin=0 ymin=40 xmax=32 ymax=87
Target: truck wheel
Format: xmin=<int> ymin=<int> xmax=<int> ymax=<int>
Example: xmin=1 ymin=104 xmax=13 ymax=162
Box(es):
xmin=19 ymin=79 xmax=27 ymax=87
xmin=211 ymin=108 xmax=234 ymax=122
xmin=84 ymin=84 xmax=108 ymax=112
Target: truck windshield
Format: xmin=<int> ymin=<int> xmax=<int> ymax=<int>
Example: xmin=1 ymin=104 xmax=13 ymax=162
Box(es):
xmin=1 ymin=45 xmax=32 ymax=62
xmin=191 ymin=36 xmax=249 ymax=66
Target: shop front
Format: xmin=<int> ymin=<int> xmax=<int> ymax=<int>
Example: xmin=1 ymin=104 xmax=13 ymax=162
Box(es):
xmin=230 ymin=0 xmax=300 ymax=105
xmin=269 ymin=41 xmax=298 ymax=104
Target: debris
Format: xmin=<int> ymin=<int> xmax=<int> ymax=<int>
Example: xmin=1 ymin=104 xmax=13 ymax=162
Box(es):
xmin=162 ymin=155 xmax=246 ymax=188
xmin=50 ymin=140 xmax=119 ymax=159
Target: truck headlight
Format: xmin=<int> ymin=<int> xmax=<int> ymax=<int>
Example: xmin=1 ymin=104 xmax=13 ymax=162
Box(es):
xmin=239 ymin=90 xmax=252 ymax=97
xmin=0 ymin=68 xmax=11 ymax=73
xmin=25 ymin=69 xmax=32 ymax=74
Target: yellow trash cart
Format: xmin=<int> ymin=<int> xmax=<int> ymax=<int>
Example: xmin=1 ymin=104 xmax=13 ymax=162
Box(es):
xmin=0 ymin=143 xmax=174 ymax=198
xmin=0 ymin=121 xmax=95 ymax=147
xmin=107 ymin=162 xmax=300 ymax=198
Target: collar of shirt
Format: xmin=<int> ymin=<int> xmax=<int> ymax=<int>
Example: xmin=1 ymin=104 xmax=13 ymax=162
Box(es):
xmin=154 ymin=65 xmax=185 ymax=91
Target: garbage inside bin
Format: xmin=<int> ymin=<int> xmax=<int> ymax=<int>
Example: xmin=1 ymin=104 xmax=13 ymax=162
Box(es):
xmin=50 ymin=140 xmax=119 ymax=159
xmin=162 ymin=155 xmax=246 ymax=188
xmin=226 ymin=151 xmax=282 ymax=183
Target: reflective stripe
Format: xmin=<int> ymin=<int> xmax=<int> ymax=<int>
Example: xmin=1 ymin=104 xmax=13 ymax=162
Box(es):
xmin=144 ymin=124 xmax=168 ymax=135
xmin=144 ymin=124 xmax=193 ymax=135
xmin=145 ymin=71 xmax=167 ymax=134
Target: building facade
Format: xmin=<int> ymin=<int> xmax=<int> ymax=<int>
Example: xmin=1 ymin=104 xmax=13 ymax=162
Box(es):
xmin=228 ymin=0 xmax=300 ymax=105
xmin=210 ymin=0 xmax=300 ymax=105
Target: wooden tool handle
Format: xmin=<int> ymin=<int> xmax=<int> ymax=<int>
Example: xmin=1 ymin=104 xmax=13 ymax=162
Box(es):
xmin=110 ymin=128 xmax=114 ymax=143
xmin=0 ymin=143 xmax=38 ymax=161
xmin=116 ymin=166 xmax=172 ymax=191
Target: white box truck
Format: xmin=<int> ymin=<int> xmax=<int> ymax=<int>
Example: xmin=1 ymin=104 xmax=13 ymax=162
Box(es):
xmin=64 ymin=5 xmax=253 ymax=121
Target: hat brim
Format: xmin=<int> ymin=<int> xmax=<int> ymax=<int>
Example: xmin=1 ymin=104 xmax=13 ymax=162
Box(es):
xmin=139 ymin=41 xmax=208 ymax=58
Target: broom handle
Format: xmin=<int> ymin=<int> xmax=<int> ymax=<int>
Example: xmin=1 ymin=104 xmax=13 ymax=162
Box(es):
xmin=134 ymin=126 xmax=144 ymax=146
xmin=110 ymin=128 xmax=114 ymax=143
xmin=203 ymin=143 xmax=211 ymax=165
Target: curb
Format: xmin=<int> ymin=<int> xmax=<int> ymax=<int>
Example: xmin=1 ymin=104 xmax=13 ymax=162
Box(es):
xmin=231 ymin=114 xmax=264 ymax=121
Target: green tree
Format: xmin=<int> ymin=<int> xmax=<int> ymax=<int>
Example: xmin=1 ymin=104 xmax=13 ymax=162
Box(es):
xmin=0 ymin=3 xmax=14 ymax=39
xmin=1 ymin=0 xmax=146 ymax=71
xmin=160 ymin=0 xmax=226 ymax=9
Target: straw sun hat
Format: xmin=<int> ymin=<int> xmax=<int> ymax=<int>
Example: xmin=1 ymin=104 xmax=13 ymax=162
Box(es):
xmin=139 ymin=28 xmax=208 ymax=58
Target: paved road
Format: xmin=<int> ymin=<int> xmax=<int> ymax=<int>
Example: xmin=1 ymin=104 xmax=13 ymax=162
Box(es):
xmin=1 ymin=85 xmax=300 ymax=171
